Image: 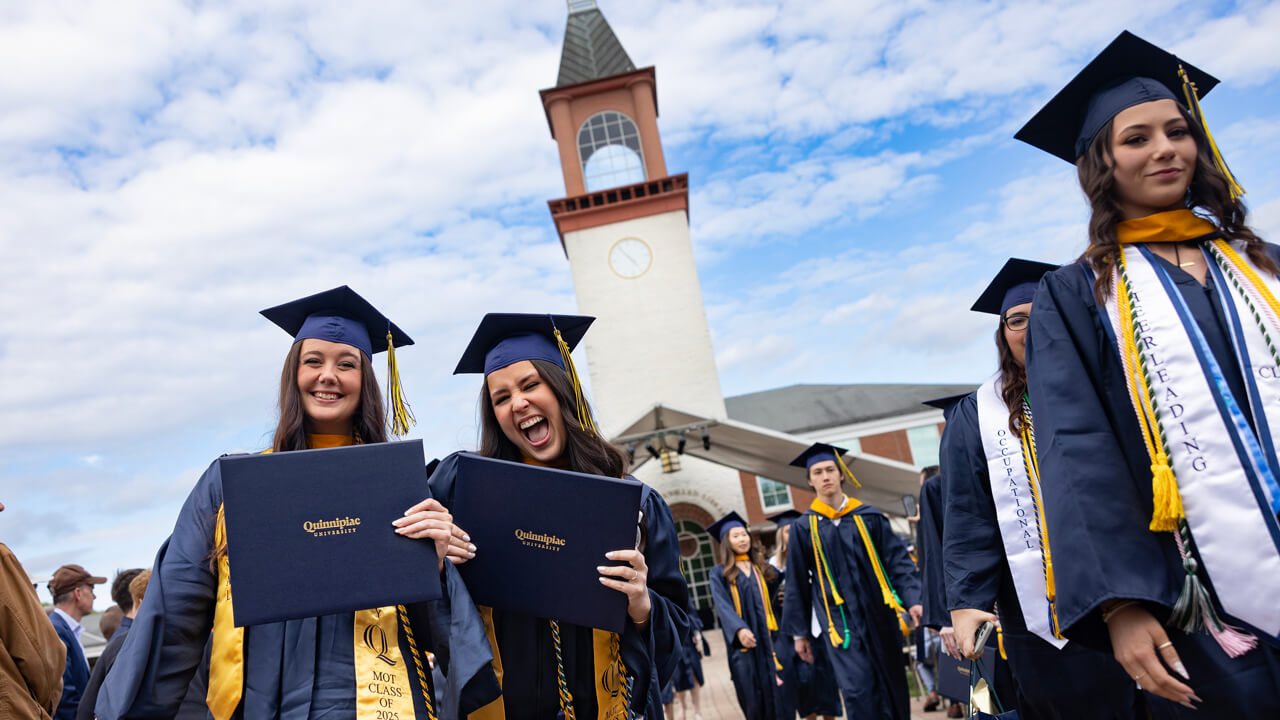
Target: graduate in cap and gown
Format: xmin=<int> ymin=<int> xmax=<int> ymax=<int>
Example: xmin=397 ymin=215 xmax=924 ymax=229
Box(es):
xmin=781 ymin=444 xmax=922 ymax=720
xmin=771 ymin=509 xmax=842 ymax=720
xmin=426 ymin=313 xmax=689 ymax=720
xmin=96 ymin=286 xmax=493 ymax=720
xmin=1018 ymin=31 xmax=1280 ymax=716
xmin=705 ymin=512 xmax=780 ymax=720
xmin=940 ymin=259 xmax=1156 ymax=719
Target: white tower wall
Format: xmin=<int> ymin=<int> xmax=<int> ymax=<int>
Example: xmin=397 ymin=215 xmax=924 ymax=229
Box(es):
xmin=563 ymin=209 xmax=726 ymax=437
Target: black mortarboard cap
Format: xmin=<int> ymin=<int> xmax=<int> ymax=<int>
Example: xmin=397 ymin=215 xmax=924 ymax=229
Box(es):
xmin=260 ymin=285 xmax=413 ymax=356
xmin=922 ymin=393 xmax=969 ymax=412
xmin=1015 ymin=31 xmax=1218 ymax=163
xmin=706 ymin=511 xmax=748 ymax=541
xmin=788 ymin=442 xmax=849 ymax=470
xmin=970 ymin=258 xmax=1059 ymax=315
xmin=454 ymin=313 xmax=594 ymax=375
xmin=767 ymin=509 xmax=803 ymax=525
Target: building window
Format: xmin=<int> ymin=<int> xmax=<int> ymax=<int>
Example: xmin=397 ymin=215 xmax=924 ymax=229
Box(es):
xmin=578 ymin=111 xmax=645 ymax=191
xmin=906 ymin=424 xmax=941 ymax=468
xmin=676 ymin=519 xmax=715 ymax=614
xmin=758 ymin=477 xmax=792 ymax=512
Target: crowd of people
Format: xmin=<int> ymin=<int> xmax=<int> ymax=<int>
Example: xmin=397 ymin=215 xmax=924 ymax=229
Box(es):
xmin=2 ymin=28 xmax=1279 ymax=720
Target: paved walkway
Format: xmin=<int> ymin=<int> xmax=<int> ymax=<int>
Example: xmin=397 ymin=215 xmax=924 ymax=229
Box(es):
xmin=663 ymin=647 xmax=942 ymax=720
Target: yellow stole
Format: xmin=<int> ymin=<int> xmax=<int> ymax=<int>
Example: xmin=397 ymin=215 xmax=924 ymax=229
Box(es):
xmin=809 ymin=497 xmax=911 ymax=636
xmin=208 ymin=434 xmax=431 ymax=720
xmin=1115 ymin=208 xmax=1217 ymax=245
xmin=728 ymin=555 xmax=778 ymax=632
xmin=468 ymin=457 xmax=631 ymax=720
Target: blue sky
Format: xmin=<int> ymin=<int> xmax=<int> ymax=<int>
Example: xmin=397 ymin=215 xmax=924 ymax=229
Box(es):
xmin=4 ymin=0 xmax=1280 ymax=609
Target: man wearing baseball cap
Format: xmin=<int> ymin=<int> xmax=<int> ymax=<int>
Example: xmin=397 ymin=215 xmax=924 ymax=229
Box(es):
xmin=49 ymin=564 xmax=106 ymax=720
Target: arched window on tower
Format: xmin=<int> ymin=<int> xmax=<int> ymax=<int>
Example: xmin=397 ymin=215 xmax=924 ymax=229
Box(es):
xmin=578 ymin=111 xmax=645 ymax=192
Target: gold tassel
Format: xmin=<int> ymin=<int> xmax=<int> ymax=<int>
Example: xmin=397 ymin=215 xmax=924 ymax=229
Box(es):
xmin=1179 ymin=66 xmax=1245 ymax=201
xmin=386 ymin=329 xmax=415 ymax=438
xmin=554 ymin=327 xmax=597 ymax=437
xmin=1148 ymin=452 xmax=1185 ymax=532
xmin=833 ymin=453 xmax=862 ymax=489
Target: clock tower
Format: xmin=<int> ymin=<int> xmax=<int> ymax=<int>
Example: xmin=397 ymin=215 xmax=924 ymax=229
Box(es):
xmin=539 ymin=0 xmax=728 ymax=439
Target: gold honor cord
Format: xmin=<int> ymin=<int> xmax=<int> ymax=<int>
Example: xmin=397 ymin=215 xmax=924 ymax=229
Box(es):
xmin=385 ymin=328 xmax=416 ymax=438
xmin=208 ymin=505 xmax=244 ymax=720
xmin=851 ymin=515 xmax=911 ymax=636
xmin=807 ymin=515 xmax=850 ymax=649
xmin=398 ymin=604 xmax=438 ymax=720
xmin=549 ymin=620 xmax=576 ymax=720
xmin=1018 ymin=405 xmax=1064 ymax=639
xmin=1211 ymin=240 xmax=1280 ymax=367
xmin=354 ymin=607 xmax=418 ymax=720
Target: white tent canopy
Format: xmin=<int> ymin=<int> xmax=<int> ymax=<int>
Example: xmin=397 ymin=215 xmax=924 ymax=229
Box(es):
xmin=614 ymin=405 xmax=922 ymax=516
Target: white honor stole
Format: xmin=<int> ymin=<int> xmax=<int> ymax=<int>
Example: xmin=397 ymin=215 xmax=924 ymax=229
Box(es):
xmin=975 ymin=374 xmax=1067 ymax=648
xmin=1104 ymin=242 xmax=1280 ymax=637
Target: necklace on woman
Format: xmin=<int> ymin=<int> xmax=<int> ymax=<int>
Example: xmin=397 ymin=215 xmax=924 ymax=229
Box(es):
xmin=1175 ymin=242 xmax=1197 ymax=268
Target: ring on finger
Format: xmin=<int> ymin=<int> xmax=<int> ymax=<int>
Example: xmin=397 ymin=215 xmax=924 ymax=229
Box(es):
xmin=1132 ymin=672 xmax=1147 ymax=681
xmin=1156 ymin=641 xmax=1173 ymax=650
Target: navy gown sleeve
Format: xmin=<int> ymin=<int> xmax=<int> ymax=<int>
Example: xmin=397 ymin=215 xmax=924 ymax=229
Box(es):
xmin=940 ymin=395 xmax=1005 ymax=615
xmin=781 ymin=519 xmax=814 ymax=639
xmin=1026 ymin=266 xmax=1175 ymax=645
xmin=624 ymin=485 xmax=690 ymax=698
xmin=917 ymin=475 xmax=949 ymax=629
xmin=96 ymin=459 xmax=224 ymax=719
xmin=708 ymin=569 xmax=749 ymax=648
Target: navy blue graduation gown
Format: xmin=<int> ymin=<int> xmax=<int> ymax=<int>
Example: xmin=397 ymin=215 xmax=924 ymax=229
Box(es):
xmin=708 ymin=564 xmax=778 ymax=720
xmin=96 ymin=456 xmax=494 ymax=720
xmin=941 ymin=392 xmax=1155 ymax=719
xmin=427 ymin=452 xmax=688 ymax=720
xmin=916 ymin=473 xmax=949 ymax=632
xmin=781 ymin=504 xmax=921 ymax=720
xmin=1026 ymin=248 xmax=1280 ymax=719
xmin=772 ymin=565 xmax=843 ymax=719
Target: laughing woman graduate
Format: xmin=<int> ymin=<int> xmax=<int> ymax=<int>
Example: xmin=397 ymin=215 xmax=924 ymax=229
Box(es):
xmin=95 ymin=286 xmax=492 ymax=720
xmin=1018 ymin=32 xmax=1280 ymax=716
xmin=781 ymin=443 xmax=922 ymax=720
xmin=941 ymin=259 xmax=1156 ymax=719
xmin=427 ymin=313 xmax=689 ymax=720
xmin=705 ymin=512 xmax=780 ymax=720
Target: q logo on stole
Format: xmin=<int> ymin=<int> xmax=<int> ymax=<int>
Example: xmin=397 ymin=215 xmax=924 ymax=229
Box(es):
xmin=363 ymin=623 xmax=397 ymax=667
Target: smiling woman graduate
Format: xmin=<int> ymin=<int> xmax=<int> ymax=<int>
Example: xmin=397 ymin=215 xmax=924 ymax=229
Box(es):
xmin=704 ymin=511 xmax=780 ymax=720
xmin=426 ymin=313 xmax=689 ymax=720
xmin=1017 ymin=31 xmax=1280 ymax=716
xmin=781 ymin=443 xmax=922 ymax=720
xmin=940 ymin=259 xmax=1157 ymax=719
xmin=95 ymin=286 xmax=491 ymax=720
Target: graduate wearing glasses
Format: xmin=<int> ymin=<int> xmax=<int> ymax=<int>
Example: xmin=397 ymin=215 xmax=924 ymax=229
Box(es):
xmin=1019 ymin=31 xmax=1280 ymax=716
xmin=96 ymin=287 xmax=489 ymax=720
xmin=427 ymin=313 xmax=689 ymax=720
xmin=781 ymin=443 xmax=922 ymax=720
xmin=940 ymin=259 xmax=1156 ymax=719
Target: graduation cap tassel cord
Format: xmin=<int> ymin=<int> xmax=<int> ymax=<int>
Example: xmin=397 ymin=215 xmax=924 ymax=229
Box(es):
xmin=1179 ymin=66 xmax=1244 ymax=201
xmin=386 ymin=329 xmax=416 ymax=438
xmin=554 ymin=327 xmax=597 ymax=438
xmin=833 ymin=453 xmax=861 ymax=489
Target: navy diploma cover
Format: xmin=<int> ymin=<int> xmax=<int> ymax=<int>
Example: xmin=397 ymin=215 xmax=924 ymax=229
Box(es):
xmin=451 ymin=452 xmax=643 ymax=633
xmin=219 ymin=440 xmax=442 ymax=627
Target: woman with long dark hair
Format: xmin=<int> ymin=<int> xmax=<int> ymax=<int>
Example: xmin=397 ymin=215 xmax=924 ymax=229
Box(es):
xmin=1019 ymin=31 xmax=1280 ymax=716
xmin=427 ymin=313 xmax=689 ymax=720
xmin=705 ymin=512 xmax=779 ymax=720
xmin=940 ymin=259 xmax=1155 ymax=719
xmin=96 ymin=286 xmax=488 ymax=720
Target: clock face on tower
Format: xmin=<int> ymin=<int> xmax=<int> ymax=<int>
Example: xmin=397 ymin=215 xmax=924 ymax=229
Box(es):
xmin=608 ymin=237 xmax=653 ymax=279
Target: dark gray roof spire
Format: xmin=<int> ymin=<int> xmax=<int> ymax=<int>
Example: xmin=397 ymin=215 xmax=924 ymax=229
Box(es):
xmin=556 ymin=1 xmax=637 ymax=87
